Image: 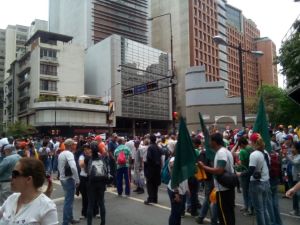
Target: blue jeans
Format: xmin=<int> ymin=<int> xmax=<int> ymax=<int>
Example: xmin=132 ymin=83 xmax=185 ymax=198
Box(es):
xmin=240 ymin=175 xmax=251 ymax=210
xmin=168 ymin=188 xmax=184 ymax=225
xmin=270 ymin=179 xmax=283 ymax=225
xmin=198 ymin=180 xmax=218 ymax=224
xmin=61 ymin=178 xmax=76 ymax=225
xmin=116 ymin=167 xmax=130 ymax=195
xmin=250 ymin=180 xmax=272 ymax=225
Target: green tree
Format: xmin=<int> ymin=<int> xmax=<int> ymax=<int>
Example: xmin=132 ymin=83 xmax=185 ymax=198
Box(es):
xmin=277 ymin=21 xmax=300 ymax=87
xmin=257 ymin=85 xmax=300 ymax=126
xmin=7 ymin=121 xmax=37 ymax=138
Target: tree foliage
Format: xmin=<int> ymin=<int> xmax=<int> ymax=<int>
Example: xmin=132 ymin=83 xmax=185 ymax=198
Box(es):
xmin=246 ymin=85 xmax=300 ymax=126
xmin=277 ymin=21 xmax=300 ymax=87
xmin=7 ymin=121 xmax=38 ymax=138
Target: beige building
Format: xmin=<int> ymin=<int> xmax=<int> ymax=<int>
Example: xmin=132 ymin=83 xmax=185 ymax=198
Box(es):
xmin=256 ymin=37 xmax=278 ymax=86
xmin=3 ymin=31 xmax=109 ymax=136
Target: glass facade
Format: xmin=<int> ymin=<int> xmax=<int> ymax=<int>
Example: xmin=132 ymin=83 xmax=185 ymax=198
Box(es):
xmin=226 ymin=5 xmax=243 ymax=32
xmin=120 ymin=37 xmax=170 ymax=120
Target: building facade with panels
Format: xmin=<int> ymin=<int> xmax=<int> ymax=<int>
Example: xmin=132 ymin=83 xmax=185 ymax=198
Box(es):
xmin=85 ymin=35 xmax=171 ymax=136
xmin=0 ymin=29 xmax=5 ymax=131
xmin=151 ymin=0 xmax=277 ymax=116
xmin=3 ymin=31 xmax=109 ymax=136
xmin=49 ymin=0 xmax=148 ymax=48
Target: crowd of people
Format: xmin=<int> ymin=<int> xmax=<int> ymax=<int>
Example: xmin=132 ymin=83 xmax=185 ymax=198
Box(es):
xmin=0 ymin=124 xmax=299 ymax=225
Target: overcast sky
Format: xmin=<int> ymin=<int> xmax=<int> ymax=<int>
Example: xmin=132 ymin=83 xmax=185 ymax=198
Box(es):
xmin=0 ymin=0 xmax=298 ymax=50
xmin=0 ymin=0 xmax=299 ymax=87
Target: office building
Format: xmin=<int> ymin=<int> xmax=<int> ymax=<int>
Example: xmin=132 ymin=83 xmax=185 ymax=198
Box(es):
xmin=150 ymin=0 xmax=277 ymax=116
xmin=85 ymin=34 xmax=171 ymax=136
xmin=256 ymin=37 xmax=278 ymax=86
xmin=3 ymin=30 xmax=109 ymax=136
xmin=49 ymin=0 xmax=148 ymax=48
xmin=0 ymin=29 xmax=5 ymax=131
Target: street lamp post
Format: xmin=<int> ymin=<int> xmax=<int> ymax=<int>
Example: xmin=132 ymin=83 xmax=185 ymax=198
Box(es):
xmin=147 ymin=13 xmax=176 ymax=133
xmin=213 ymin=36 xmax=263 ymax=128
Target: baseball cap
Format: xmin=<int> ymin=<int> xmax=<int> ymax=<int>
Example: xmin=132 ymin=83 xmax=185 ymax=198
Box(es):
xmin=94 ymin=135 xmax=102 ymax=141
xmin=250 ymin=133 xmax=260 ymax=143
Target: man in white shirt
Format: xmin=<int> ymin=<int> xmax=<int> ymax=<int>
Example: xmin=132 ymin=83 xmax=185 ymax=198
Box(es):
xmin=198 ymin=133 xmax=235 ymax=225
xmin=58 ymin=139 xmax=80 ymax=225
xmin=167 ymin=134 xmax=177 ymax=154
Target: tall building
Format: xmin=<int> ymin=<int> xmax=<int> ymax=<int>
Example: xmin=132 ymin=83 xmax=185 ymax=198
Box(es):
xmin=150 ymin=0 xmax=277 ymax=116
xmin=0 ymin=29 xmax=5 ymax=131
xmin=3 ymin=30 xmax=109 ymax=136
xmin=151 ymin=0 xmax=228 ymax=116
xmin=85 ymin=35 xmax=171 ymax=136
xmin=49 ymin=0 xmax=148 ymax=48
xmin=256 ymin=37 xmax=278 ymax=86
xmin=4 ymin=25 xmax=29 ymax=80
xmin=226 ymin=4 xmax=261 ymax=97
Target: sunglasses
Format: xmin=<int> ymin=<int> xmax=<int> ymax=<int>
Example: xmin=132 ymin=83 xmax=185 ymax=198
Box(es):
xmin=11 ymin=170 xmax=26 ymax=179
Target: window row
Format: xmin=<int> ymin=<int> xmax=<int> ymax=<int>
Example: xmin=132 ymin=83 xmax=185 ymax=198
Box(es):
xmin=40 ymin=48 xmax=57 ymax=58
xmin=40 ymin=64 xmax=58 ymax=76
xmin=40 ymin=80 xmax=57 ymax=91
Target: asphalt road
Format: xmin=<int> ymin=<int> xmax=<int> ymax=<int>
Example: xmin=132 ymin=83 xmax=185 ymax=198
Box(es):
xmin=50 ymin=180 xmax=300 ymax=225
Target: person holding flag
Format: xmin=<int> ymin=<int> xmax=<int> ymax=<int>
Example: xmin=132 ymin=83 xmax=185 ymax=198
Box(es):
xmin=168 ymin=118 xmax=196 ymax=225
xmin=198 ymin=133 xmax=236 ymax=225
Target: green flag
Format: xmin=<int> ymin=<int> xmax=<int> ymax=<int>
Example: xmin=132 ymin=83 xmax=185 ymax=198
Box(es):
xmin=199 ymin=113 xmax=215 ymax=161
xmin=171 ymin=117 xmax=196 ymax=189
xmin=253 ymin=95 xmax=272 ymax=152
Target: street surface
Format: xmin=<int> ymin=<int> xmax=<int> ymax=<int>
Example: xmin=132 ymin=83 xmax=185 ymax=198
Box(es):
xmin=50 ymin=180 xmax=300 ymax=225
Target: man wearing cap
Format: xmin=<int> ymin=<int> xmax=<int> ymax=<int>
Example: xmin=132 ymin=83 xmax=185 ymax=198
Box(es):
xmin=0 ymin=144 xmax=21 ymax=205
xmin=58 ymin=138 xmax=80 ymax=225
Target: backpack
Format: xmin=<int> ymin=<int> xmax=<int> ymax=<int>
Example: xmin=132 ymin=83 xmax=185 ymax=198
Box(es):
xmin=88 ymin=158 xmax=108 ymax=181
xmin=161 ymin=158 xmax=171 ymax=184
xmin=39 ymin=147 xmax=48 ymax=161
xmin=117 ymin=151 xmax=126 ymax=165
xmin=269 ymin=152 xmax=281 ymax=178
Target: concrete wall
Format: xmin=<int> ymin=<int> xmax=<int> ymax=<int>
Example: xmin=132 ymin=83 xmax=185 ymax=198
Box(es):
xmin=49 ymin=0 xmax=90 ymax=48
xmin=151 ymin=0 xmax=190 ymax=117
xmin=185 ymin=66 xmax=248 ymax=131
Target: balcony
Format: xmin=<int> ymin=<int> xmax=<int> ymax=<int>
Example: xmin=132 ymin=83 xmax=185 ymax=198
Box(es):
xmin=18 ymin=79 xmax=30 ymax=89
xmin=40 ymin=56 xmax=58 ymax=64
xmin=18 ymin=91 xmax=30 ymax=102
xmin=33 ymin=96 xmax=108 ymax=113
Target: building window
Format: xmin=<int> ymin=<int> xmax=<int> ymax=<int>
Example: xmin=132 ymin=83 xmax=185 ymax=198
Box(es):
xmin=40 ymin=48 xmax=57 ymax=59
xmin=40 ymin=63 xmax=57 ymax=76
xmin=40 ymin=80 xmax=57 ymax=91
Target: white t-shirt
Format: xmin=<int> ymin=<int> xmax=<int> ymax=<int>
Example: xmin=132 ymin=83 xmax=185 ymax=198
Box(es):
xmin=167 ymin=157 xmax=189 ymax=195
xmin=141 ymin=145 xmax=149 ymax=162
xmin=125 ymin=140 xmax=135 ymax=160
xmin=79 ymin=155 xmax=88 ymax=177
xmin=214 ymin=147 xmax=234 ymax=191
xmin=249 ymin=150 xmax=269 ymax=182
xmin=167 ymin=139 xmax=177 ymax=153
xmin=0 ymin=193 xmax=58 ymax=225
xmin=58 ymin=150 xmax=80 ymax=184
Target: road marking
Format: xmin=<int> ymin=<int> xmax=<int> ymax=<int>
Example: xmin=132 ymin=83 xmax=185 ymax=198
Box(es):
xmin=51 ymin=180 xmax=300 ymax=220
xmin=159 ymin=187 xmax=300 ymax=219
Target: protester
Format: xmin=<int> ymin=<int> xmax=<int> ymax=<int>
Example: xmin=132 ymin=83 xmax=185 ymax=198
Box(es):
xmin=58 ymin=138 xmax=80 ymax=225
xmin=286 ymin=141 xmax=300 ymax=216
xmin=0 ymin=144 xmax=21 ymax=205
xmin=108 ymin=133 xmax=118 ymax=186
xmin=133 ymin=140 xmax=145 ymax=194
xmin=198 ymin=133 xmax=235 ymax=225
xmin=0 ymin=158 xmax=58 ymax=225
xmin=238 ymin=133 xmax=272 ymax=225
xmin=114 ymin=137 xmax=132 ymax=196
xmin=167 ymin=155 xmax=189 ymax=225
xmin=144 ymin=134 xmax=162 ymax=205
xmin=86 ymin=141 xmax=109 ymax=225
